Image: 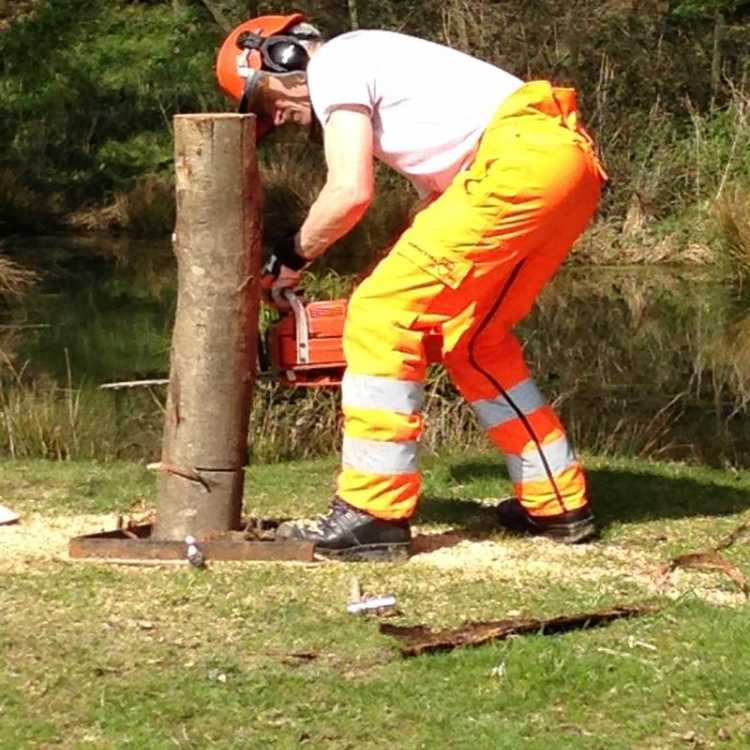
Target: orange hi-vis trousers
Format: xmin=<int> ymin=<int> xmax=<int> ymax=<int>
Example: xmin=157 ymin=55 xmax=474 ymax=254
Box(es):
xmin=337 ymin=81 xmax=607 ymax=521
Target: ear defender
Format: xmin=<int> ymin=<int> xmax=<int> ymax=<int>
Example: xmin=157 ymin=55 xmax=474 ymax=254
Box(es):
xmin=216 ymin=14 xmax=320 ymax=140
xmin=236 ymin=31 xmax=311 ymax=74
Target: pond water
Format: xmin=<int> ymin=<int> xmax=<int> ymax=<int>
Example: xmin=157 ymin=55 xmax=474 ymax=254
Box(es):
xmin=3 ymin=234 xmax=750 ymax=466
xmin=1 ymin=235 xmax=176 ymax=383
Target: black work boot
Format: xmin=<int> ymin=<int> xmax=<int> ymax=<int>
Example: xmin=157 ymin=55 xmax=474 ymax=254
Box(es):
xmin=495 ymin=497 xmax=598 ymax=544
xmin=276 ymin=498 xmax=412 ymax=561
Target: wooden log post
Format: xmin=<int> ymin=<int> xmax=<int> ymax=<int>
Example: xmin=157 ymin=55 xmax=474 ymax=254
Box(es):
xmin=154 ymin=114 xmax=261 ymax=541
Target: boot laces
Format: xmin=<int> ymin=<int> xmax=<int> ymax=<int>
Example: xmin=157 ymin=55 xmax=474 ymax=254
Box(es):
xmin=291 ymin=499 xmax=349 ymax=534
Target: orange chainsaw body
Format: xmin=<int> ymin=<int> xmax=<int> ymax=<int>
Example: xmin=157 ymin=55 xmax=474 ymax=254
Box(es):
xmin=267 ymin=295 xmax=442 ymax=387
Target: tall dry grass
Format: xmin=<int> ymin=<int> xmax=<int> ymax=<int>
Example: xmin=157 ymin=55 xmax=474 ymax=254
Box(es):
xmin=0 ymin=251 xmax=39 ymax=370
xmin=0 ymin=252 xmax=37 ymax=299
xmin=715 ymin=185 xmax=750 ymax=279
xmin=0 ymin=383 xmax=163 ymax=461
xmin=710 ymin=184 xmax=750 ymax=411
xmin=116 ymin=175 xmax=176 ymax=236
xmin=0 ymin=353 xmax=163 ymax=460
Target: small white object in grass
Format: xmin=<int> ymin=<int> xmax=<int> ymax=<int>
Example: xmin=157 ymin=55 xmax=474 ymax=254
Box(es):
xmin=346 ymin=595 xmax=397 ymax=615
xmin=0 ymin=504 xmax=19 ymax=526
xmin=184 ymin=535 xmax=205 ymax=568
xmin=627 ymin=636 xmax=657 ymax=651
xmin=490 ymin=662 xmax=507 ymax=680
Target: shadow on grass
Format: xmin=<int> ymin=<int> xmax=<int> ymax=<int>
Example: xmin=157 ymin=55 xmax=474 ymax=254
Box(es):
xmin=587 ymin=468 xmax=750 ymax=528
xmin=418 ymin=460 xmax=750 ymax=531
xmin=417 ymin=496 xmax=492 ymax=526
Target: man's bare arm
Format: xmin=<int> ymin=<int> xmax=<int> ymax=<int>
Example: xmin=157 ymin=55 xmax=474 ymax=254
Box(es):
xmin=297 ymin=106 xmax=374 ymax=261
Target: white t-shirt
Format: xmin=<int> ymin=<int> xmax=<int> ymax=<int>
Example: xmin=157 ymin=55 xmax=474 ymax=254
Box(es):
xmin=307 ymin=30 xmax=523 ymax=196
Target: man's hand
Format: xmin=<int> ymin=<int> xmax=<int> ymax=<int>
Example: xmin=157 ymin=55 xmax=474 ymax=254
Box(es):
xmin=263 ymin=259 xmax=304 ymax=307
xmin=261 ymin=234 xmax=310 ymax=308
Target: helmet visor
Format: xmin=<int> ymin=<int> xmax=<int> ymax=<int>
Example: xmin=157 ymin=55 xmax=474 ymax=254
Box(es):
xmin=238 ymin=70 xmax=275 ymax=142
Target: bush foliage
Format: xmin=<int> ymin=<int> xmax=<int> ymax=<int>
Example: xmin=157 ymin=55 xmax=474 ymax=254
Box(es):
xmin=1 ymin=0 xmax=749 ymax=250
xmin=0 ymin=0 xmax=223 ymax=228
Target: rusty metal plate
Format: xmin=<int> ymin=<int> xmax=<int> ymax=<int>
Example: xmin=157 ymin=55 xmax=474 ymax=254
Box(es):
xmin=69 ymin=524 xmax=315 ymax=562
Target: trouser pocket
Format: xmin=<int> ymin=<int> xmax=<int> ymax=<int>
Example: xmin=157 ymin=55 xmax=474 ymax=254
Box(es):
xmin=392 ymin=238 xmax=474 ymax=290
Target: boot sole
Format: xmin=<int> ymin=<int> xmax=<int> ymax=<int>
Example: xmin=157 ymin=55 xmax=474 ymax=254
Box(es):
xmin=314 ymin=542 xmax=411 ymax=562
xmin=497 ymin=502 xmax=598 ymax=544
xmin=537 ymin=520 xmax=598 ymax=544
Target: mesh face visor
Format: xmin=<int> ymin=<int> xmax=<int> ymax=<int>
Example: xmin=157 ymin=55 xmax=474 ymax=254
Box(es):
xmin=236 ymin=70 xmax=274 ymax=141
xmin=238 ymin=69 xmax=262 ymax=115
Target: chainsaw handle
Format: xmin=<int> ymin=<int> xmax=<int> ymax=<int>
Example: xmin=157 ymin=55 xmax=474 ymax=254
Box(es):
xmin=283 ymin=290 xmax=310 ymax=365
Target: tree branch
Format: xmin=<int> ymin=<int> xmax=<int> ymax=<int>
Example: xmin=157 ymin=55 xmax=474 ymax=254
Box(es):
xmin=199 ymin=0 xmax=232 ymax=34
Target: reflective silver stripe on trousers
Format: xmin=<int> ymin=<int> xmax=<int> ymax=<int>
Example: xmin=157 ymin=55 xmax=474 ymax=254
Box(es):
xmin=342 ymin=373 xmax=424 ymax=414
xmin=505 ymin=435 xmax=576 ymax=484
xmin=342 ymin=436 xmax=418 ymax=474
xmin=471 ymin=379 xmax=546 ymax=429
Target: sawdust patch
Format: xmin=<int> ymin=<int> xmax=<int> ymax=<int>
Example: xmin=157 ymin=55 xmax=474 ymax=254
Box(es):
xmin=409 ymin=528 xmax=748 ymax=606
xmin=0 ymin=512 xmax=119 ymax=572
xmin=1 ymin=515 xmax=746 ymax=605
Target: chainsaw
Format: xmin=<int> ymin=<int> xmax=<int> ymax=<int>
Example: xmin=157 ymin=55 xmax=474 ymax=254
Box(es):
xmin=266 ymin=290 xmax=442 ymax=387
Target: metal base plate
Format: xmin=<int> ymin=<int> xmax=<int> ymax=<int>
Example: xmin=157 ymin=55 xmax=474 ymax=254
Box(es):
xmin=69 ymin=524 xmax=315 ymax=562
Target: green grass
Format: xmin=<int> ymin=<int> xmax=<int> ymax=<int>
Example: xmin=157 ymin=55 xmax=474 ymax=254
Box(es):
xmin=2 ymin=453 xmax=750 ymax=749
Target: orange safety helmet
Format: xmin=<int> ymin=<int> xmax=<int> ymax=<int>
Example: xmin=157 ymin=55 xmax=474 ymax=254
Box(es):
xmin=216 ymin=14 xmax=319 ymax=140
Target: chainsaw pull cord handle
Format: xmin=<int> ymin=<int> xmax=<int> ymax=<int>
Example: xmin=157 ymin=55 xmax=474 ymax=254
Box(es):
xmin=283 ymin=289 xmax=310 ymax=364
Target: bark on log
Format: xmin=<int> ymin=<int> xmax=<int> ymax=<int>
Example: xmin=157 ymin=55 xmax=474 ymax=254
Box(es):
xmin=154 ymin=113 xmax=261 ymax=541
xmin=158 ymin=468 xmax=245 ymax=538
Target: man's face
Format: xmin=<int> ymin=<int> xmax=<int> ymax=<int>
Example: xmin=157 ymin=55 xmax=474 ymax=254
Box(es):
xmin=271 ymin=96 xmax=312 ymax=128
xmin=255 ymin=73 xmax=312 ymax=132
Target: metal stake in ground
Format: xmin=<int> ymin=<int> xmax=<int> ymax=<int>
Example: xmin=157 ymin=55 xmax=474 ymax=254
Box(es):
xmin=154 ymin=113 xmax=261 ymax=541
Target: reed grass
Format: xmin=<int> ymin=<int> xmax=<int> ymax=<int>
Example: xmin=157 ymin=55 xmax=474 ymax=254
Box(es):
xmin=715 ymin=184 xmax=750 ymax=280
xmin=0 ymin=365 xmax=738 ymax=468
xmin=116 ymin=175 xmax=176 ymax=236
xmin=0 ymin=376 xmax=162 ymax=461
xmin=3 ymin=268 xmax=750 ymax=467
xmin=0 ymin=375 xmax=486 ymax=463
xmin=0 ymin=344 xmax=160 ymax=460
xmin=0 ymin=252 xmax=38 ymax=299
